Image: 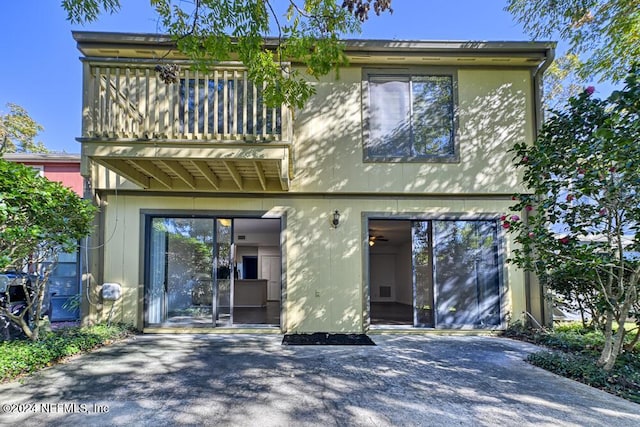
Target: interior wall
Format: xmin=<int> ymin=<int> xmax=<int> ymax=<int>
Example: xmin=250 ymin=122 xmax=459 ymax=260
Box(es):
xmin=395 ymin=242 xmax=413 ymax=306
xmin=259 ymin=246 xmax=281 ymax=301
xmin=234 ymin=232 xmax=279 ymax=246
xmin=369 ymin=253 xmax=396 ymax=302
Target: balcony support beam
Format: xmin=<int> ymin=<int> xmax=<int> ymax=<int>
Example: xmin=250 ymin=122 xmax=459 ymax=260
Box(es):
xmin=158 ymin=160 xmax=196 ymax=189
xmin=81 ymin=141 xmax=290 ymax=192
xmin=224 ymin=161 xmax=243 ymax=190
xmin=191 ymin=160 xmax=220 ymax=190
xmin=254 ymin=161 xmax=267 ymax=191
xmin=135 ymin=160 xmax=173 ymax=189
xmin=98 ymin=159 xmax=150 ymax=189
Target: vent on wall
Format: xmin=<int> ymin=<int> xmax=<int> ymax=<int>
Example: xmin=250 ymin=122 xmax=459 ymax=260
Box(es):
xmin=379 ymin=286 xmax=391 ymax=298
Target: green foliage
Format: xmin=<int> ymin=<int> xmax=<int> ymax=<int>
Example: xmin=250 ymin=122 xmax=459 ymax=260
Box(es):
xmin=61 ymin=0 xmax=392 ymax=109
xmin=0 ymin=324 xmax=134 ymax=382
xmin=507 ymin=0 xmax=640 ymax=83
xmin=527 ymin=351 xmax=640 ymax=403
xmin=62 ymin=0 xmax=120 ymax=23
xmin=543 ymin=53 xmax=587 ymax=111
xmin=528 ymin=351 xmax=617 ymax=392
xmin=0 ymin=103 xmax=47 ymax=154
xmin=505 ymin=321 xmax=640 ymax=352
xmin=505 ymin=322 xmax=640 ymax=403
xmin=505 ymin=65 xmax=640 ymax=370
xmin=546 ymin=265 xmax=611 ymax=326
xmin=0 ymin=159 xmax=96 ymax=340
xmin=0 ymin=159 xmax=96 ymax=270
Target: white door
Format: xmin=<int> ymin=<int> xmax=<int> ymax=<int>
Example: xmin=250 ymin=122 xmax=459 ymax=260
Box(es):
xmin=261 ymin=255 xmax=281 ymax=301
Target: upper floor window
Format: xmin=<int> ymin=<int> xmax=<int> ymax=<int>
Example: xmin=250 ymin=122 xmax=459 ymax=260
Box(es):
xmin=30 ymin=165 xmax=45 ymax=177
xmin=364 ymin=71 xmax=458 ymax=162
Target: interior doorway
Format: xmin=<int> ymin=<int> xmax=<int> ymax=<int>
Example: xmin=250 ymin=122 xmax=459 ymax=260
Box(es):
xmin=145 ymin=216 xmax=281 ymax=328
xmin=368 ymin=218 xmax=503 ymax=329
xmin=368 ymin=220 xmax=413 ymax=325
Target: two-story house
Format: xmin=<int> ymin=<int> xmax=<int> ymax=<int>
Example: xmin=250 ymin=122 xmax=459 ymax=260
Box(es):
xmin=74 ymin=31 xmax=554 ymax=333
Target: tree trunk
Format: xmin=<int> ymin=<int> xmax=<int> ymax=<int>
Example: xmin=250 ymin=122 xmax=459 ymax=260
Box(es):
xmin=599 ymin=302 xmax=631 ymax=371
xmin=31 ymin=280 xmax=48 ymax=342
xmin=598 ymin=311 xmax=615 ymax=368
xmin=602 ymin=319 xmax=626 ymax=371
xmin=18 ymin=316 xmax=33 ymax=340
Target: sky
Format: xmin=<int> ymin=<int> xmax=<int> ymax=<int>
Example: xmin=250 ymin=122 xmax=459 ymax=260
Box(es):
xmin=1 ymin=1 xmax=558 ymax=153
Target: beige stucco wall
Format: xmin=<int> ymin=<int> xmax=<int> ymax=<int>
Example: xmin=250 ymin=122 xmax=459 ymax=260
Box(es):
xmin=291 ymin=66 xmax=534 ymax=195
xmin=91 ymin=65 xmax=535 ymax=196
xmin=88 ymin=194 xmax=527 ymax=332
xmin=84 ymin=63 xmax=537 ymax=331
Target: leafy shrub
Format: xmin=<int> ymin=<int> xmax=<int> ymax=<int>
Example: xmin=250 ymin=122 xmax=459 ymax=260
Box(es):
xmin=527 ymin=351 xmax=610 ymax=387
xmin=528 ymin=351 xmax=640 ymax=403
xmin=504 ymin=321 xmax=638 ymax=353
xmin=0 ymin=323 xmax=134 ymax=382
xmin=504 ymin=321 xmax=640 ymax=403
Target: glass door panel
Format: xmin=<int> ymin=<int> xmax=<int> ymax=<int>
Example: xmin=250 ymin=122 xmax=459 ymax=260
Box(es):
xmin=147 ymin=218 xmax=215 ymax=325
xmin=147 ymin=216 xmax=281 ymax=327
xmin=471 ymin=221 xmax=501 ymax=326
xmin=148 ymin=219 xmax=168 ymax=324
xmin=412 ymin=221 xmax=435 ymax=327
xmin=214 ymin=218 xmax=233 ymax=326
xmin=432 ymin=220 xmax=501 ymax=328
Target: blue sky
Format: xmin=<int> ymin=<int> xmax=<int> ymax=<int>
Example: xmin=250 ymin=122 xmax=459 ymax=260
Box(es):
xmin=1 ymin=1 xmax=548 ymax=153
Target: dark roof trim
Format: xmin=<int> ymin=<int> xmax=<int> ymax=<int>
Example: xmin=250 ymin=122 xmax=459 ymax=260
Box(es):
xmin=72 ymin=31 xmax=555 ymax=60
xmin=3 ymin=153 xmax=81 ymax=163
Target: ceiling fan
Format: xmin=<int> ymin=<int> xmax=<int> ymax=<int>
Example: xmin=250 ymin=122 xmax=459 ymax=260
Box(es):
xmin=368 ymin=230 xmax=389 ymax=246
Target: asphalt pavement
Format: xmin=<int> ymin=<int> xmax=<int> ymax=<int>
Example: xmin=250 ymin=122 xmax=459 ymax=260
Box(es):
xmin=1 ymin=333 xmax=639 ymax=426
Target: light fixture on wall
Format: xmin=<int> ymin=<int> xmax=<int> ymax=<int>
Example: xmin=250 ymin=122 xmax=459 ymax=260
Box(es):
xmin=218 ymin=218 xmax=232 ymax=227
xmin=332 ymin=210 xmax=340 ymax=228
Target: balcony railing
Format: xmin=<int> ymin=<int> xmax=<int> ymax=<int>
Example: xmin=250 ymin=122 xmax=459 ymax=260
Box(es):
xmin=82 ymin=62 xmax=289 ymax=142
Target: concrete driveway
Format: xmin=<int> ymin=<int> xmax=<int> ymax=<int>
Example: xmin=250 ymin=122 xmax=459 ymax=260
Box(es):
xmin=0 ymin=334 xmax=638 ymax=426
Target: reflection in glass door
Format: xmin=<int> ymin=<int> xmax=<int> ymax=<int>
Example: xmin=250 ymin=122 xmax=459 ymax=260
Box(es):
xmin=432 ymin=220 xmax=501 ymax=328
xmin=411 ymin=219 xmax=502 ymax=329
xmin=412 ymin=221 xmax=435 ymax=327
xmin=214 ymin=218 xmax=233 ymax=326
xmin=146 ymin=216 xmax=280 ymax=327
xmin=147 ymin=217 xmax=215 ymax=326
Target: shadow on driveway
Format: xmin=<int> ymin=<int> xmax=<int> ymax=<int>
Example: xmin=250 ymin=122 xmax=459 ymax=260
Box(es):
xmin=1 ymin=334 xmax=638 ymax=426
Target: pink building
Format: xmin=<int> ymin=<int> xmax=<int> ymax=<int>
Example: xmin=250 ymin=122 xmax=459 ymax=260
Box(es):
xmin=3 ymin=153 xmax=83 ymax=195
xmin=3 ymin=153 xmax=83 ymax=322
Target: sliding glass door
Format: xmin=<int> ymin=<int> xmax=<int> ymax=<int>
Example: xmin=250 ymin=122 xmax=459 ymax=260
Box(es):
xmin=146 ymin=217 xmax=231 ymax=326
xmin=145 ymin=215 xmax=281 ymax=327
xmin=412 ymin=219 xmax=502 ymax=328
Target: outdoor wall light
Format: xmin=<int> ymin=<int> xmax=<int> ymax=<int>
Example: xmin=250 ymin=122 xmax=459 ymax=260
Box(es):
xmin=332 ymin=210 xmax=340 ymax=228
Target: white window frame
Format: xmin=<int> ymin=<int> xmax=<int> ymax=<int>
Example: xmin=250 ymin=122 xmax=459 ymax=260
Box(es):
xmin=31 ymin=165 xmax=45 ymax=177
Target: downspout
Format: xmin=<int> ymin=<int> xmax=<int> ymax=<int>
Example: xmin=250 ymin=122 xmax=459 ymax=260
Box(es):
xmin=526 ymin=43 xmax=555 ymax=327
xmin=533 ymin=44 xmax=555 ymax=131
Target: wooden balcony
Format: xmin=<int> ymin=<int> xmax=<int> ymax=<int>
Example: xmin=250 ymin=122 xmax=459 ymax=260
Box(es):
xmin=80 ymin=61 xmax=292 ymax=192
